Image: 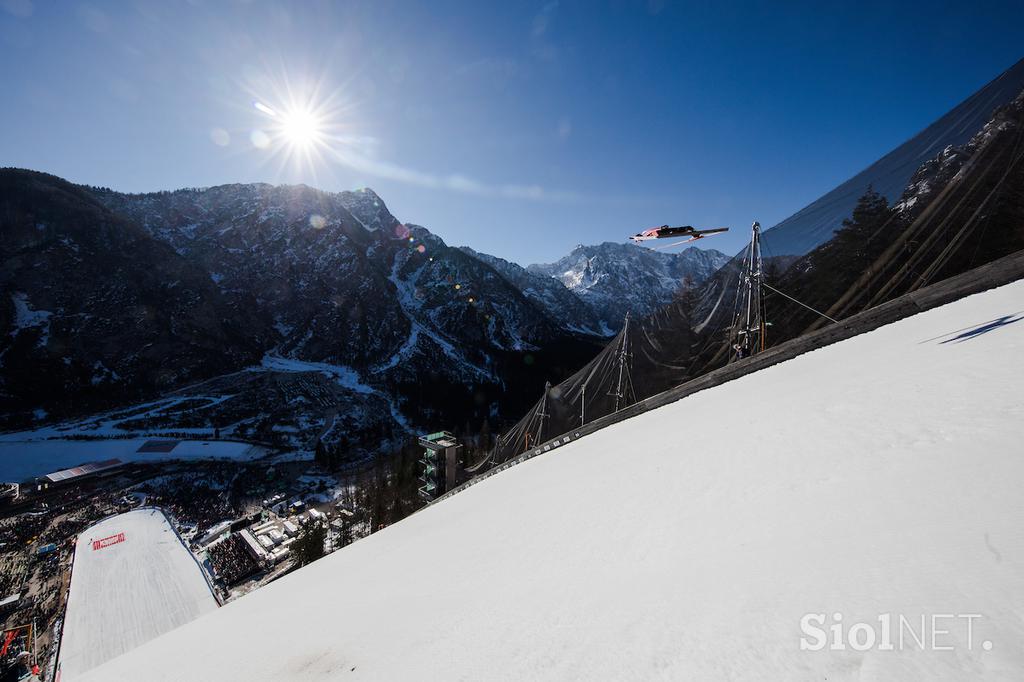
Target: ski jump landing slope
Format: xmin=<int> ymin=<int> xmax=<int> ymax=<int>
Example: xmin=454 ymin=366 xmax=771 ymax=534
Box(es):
xmin=59 ymin=508 xmax=218 ymax=680
xmin=82 ymin=282 xmax=1024 ymax=681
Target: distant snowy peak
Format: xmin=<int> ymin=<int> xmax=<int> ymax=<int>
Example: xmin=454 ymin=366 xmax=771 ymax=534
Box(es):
xmin=527 ymin=241 xmax=730 ymax=330
xmin=458 ymin=247 xmax=608 ymax=336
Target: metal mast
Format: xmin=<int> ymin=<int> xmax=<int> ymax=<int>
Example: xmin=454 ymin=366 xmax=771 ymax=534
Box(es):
xmin=580 ymin=382 xmax=586 ymax=427
xmin=534 ymin=381 xmax=551 ymax=444
xmin=609 ymin=313 xmax=635 ymax=411
xmin=731 ymin=221 xmax=766 ymax=361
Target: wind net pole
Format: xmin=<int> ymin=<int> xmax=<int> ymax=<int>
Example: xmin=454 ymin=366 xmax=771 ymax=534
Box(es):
xmin=730 ymin=221 xmax=766 ymax=361
xmin=534 ymin=381 xmax=551 ymax=444
xmin=580 ymin=382 xmax=586 ymax=426
xmin=608 ymin=313 xmax=635 ymax=412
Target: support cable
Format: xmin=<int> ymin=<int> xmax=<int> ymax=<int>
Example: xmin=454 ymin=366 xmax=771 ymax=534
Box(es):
xmin=762 ymin=282 xmax=839 ymax=324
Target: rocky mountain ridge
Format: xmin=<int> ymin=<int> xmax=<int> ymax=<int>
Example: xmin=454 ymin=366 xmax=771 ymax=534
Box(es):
xmin=527 ymin=241 xmax=730 ymax=330
xmin=2 ymin=173 xmax=654 ymax=459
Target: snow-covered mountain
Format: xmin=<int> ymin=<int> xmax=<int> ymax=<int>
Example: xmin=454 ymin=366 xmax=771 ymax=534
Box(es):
xmin=0 ymin=171 xmax=265 ymax=423
xmin=77 ymin=278 xmax=1024 ymax=682
xmin=94 ymin=183 xmax=567 ymax=371
xmin=761 ymin=56 xmax=1024 ymax=256
xmin=1 ymin=172 xmax=607 ymax=452
xmin=527 ymin=241 xmax=730 ymax=331
xmin=0 ymin=170 xmax=735 ymax=456
xmin=458 ymin=247 xmax=608 ymax=336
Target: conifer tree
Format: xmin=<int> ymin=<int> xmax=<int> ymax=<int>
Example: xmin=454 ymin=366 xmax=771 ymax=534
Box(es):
xmin=832 ymin=186 xmax=893 ymax=270
xmin=294 ymin=520 xmax=327 ymax=566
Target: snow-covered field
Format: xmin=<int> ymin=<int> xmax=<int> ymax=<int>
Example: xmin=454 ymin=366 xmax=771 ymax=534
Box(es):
xmin=59 ymin=509 xmax=219 ymax=680
xmin=80 ymin=281 xmax=1024 ymax=681
xmin=260 ymin=354 xmax=376 ymax=394
xmin=0 ymin=394 xmax=236 ymax=442
xmin=0 ymin=439 xmax=268 ymax=482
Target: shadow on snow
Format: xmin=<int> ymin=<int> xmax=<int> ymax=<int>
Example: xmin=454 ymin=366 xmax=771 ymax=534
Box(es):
xmin=930 ymin=313 xmax=1024 ymax=345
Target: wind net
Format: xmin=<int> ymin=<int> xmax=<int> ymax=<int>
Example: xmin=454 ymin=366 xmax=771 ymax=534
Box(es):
xmin=487 ymin=295 xmax=703 ymax=465
xmin=486 ymin=89 xmax=1024 ymax=469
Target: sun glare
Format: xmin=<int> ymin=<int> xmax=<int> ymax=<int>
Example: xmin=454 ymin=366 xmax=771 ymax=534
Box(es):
xmin=280 ymin=108 xmax=321 ymax=149
xmin=246 ymin=72 xmax=360 ymax=181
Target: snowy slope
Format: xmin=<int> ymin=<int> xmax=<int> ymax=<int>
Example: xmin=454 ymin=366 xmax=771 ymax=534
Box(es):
xmin=80 ymin=281 xmax=1024 ymax=681
xmin=60 ymin=509 xmax=218 ymax=680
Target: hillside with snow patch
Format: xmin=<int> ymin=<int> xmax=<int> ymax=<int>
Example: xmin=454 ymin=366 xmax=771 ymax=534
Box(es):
xmin=78 ymin=278 xmax=1024 ymax=681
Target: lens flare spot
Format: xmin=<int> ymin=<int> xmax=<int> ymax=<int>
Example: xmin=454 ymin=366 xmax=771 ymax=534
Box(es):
xmin=210 ymin=128 xmax=230 ymax=146
xmin=416 ymin=245 xmax=426 ymax=253
xmin=454 ymin=284 xmax=461 ymax=290
xmin=253 ymin=101 xmax=277 ymax=117
xmin=394 ymin=223 xmax=410 ymax=239
xmin=250 ymin=129 xmax=271 ymax=149
xmin=309 ymin=214 xmax=327 ymax=229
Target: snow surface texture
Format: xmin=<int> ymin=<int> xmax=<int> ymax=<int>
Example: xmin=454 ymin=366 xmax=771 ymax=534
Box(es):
xmin=80 ymin=281 xmax=1024 ymax=681
xmin=60 ymin=509 xmax=218 ymax=680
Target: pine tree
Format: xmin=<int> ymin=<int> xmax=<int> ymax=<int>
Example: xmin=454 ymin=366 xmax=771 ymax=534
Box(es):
xmin=294 ymin=520 xmax=326 ymax=566
xmin=767 ymin=186 xmax=905 ymax=341
xmin=832 ymin=186 xmax=893 ymax=270
xmin=338 ymin=513 xmax=353 ymax=548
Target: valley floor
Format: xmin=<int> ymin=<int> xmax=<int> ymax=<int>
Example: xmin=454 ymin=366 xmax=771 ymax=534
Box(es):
xmin=0 ymin=438 xmax=268 ymax=483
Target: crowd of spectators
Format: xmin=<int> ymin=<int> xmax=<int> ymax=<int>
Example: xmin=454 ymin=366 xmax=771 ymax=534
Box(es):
xmin=147 ymin=483 xmax=234 ymax=534
xmin=208 ymin=533 xmax=258 ymax=586
xmin=0 ymin=513 xmax=49 ymax=548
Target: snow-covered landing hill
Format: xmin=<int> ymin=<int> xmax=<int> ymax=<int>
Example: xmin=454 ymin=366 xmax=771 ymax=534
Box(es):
xmin=80 ymin=280 xmax=1024 ymax=682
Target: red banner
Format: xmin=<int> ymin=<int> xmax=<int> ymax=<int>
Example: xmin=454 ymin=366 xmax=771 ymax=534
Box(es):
xmin=92 ymin=532 xmax=125 ymax=551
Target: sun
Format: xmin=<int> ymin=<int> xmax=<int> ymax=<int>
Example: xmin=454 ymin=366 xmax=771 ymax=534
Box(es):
xmin=279 ymin=108 xmax=322 ymax=149
xmin=245 ymin=72 xmax=360 ymax=180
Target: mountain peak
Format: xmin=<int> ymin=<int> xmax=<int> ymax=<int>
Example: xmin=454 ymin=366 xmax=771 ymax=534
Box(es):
xmin=527 ymin=242 xmax=730 ymax=330
xmin=335 ymin=187 xmax=397 ymax=232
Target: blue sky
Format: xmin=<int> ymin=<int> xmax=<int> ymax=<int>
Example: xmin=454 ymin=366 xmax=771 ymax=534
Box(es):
xmin=1 ymin=1 xmax=1021 ymax=265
